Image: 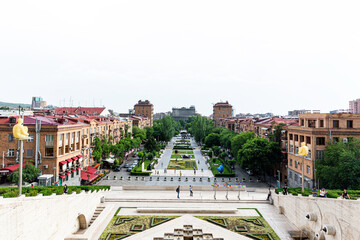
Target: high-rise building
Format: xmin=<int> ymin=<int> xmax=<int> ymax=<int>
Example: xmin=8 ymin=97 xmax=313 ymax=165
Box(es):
xmin=31 ymin=97 xmax=47 ymax=109
xmin=134 ymin=100 xmax=154 ymax=127
xmin=213 ymin=101 xmax=232 ymax=126
xmin=349 ymin=99 xmax=360 ymax=113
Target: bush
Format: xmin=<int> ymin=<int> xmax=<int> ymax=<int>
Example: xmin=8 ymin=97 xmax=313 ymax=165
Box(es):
xmin=3 ymin=190 xmax=19 ymax=198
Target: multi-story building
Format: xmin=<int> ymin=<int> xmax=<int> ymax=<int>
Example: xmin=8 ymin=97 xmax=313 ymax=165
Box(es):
xmin=0 ymin=115 xmax=133 ymax=186
xmin=171 ymin=106 xmax=196 ymax=121
xmin=131 ymin=116 xmax=151 ymax=129
xmin=213 ymin=101 xmax=232 ymax=126
xmin=31 ymin=97 xmax=47 ymax=109
xmin=287 ymin=113 xmax=360 ymax=188
xmin=134 ymin=100 xmax=154 ymax=127
xmin=349 ymin=99 xmax=360 ymax=113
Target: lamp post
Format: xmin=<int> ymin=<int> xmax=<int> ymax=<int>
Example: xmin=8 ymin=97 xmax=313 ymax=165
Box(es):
xmin=298 ymin=142 xmax=308 ymax=193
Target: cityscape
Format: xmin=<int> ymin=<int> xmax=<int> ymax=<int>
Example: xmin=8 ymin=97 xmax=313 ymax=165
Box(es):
xmin=1 ymin=1 xmax=360 ymax=240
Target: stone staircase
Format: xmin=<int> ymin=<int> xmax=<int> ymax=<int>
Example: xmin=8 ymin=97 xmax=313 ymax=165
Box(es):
xmin=88 ymin=205 xmax=105 ymax=227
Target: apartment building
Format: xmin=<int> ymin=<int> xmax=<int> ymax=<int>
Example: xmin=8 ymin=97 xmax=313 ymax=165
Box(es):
xmin=134 ymin=100 xmax=154 ymax=127
xmin=287 ymin=113 xmax=360 ymax=188
xmin=0 ymin=115 xmax=133 ymax=186
xmin=213 ymin=101 xmax=232 ymax=126
xmin=131 ymin=116 xmax=151 ymax=129
xmin=349 ymin=99 xmax=360 ymax=114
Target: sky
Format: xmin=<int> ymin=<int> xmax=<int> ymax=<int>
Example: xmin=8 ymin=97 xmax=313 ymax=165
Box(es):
xmin=1 ymin=1 xmax=360 ymax=116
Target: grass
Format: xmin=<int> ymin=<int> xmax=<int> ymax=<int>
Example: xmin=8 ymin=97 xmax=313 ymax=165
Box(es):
xmin=172 ymin=150 xmax=194 ymax=154
xmin=209 ymin=158 xmax=235 ymax=177
xmin=99 ymin=215 xmax=178 ymax=240
xmin=196 ymin=216 xmax=280 ymax=240
xmin=167 ymin=160 xmax=198 ymax=170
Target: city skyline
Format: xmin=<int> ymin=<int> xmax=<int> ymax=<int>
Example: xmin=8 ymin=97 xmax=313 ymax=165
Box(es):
xmin=1 ymin=1 xmax=360 ymax=115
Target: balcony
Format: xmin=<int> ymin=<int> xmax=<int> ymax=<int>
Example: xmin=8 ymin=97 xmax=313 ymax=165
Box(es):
xmin=82 ymin=135 xmax=88 ymax=138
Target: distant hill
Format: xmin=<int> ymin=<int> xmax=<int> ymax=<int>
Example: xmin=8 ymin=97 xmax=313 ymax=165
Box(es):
xmin=0 ymin=101 xmax=31 ymax=108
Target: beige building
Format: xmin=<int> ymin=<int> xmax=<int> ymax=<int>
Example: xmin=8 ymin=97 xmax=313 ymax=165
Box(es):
xmin=287 ymin=113 xmax=360 ymax=188
xmin=134 ymin=100 xmax=154 ymax=127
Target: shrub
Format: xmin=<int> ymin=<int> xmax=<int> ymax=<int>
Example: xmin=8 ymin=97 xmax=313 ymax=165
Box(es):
xmin=3 ymin=190 xmax=19 ymax=198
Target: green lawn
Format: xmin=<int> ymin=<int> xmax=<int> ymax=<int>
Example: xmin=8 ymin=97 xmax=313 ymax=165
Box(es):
xmin=209 ymin=158 xmax=235 ymax=177
xmin=167 ymin=160 xmax=198 ymax=170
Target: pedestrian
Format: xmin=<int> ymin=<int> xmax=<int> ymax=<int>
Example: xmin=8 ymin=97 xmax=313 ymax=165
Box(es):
xmin=311 ymin=187 xmax=318 ymax=197
xmin=283 ymin=185 xmax=288 ymax=195
xmin=341 ymin=189 xmax=350 ymax=199
xmin=64 ymin=184 xmax=68 ymax=194
xmin=266 ymin=187 xmax=271 ymax=200
xmin=189 ymin=185 xmax=193 ymax=196
xmin=320 ymin=188 xmax=327 ymax=198
xmin=193 ymin=167 xmax=196 ymax=175
xmin=176 ymin=185 xmax=180 ymax=199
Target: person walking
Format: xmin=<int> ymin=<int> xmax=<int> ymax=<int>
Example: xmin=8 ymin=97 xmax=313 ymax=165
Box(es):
xmin=283 ymin=184 xmax=288 ymax=195
xmin=64 ymin=184 xmax=68 ymax=194
xmin=266 ymin=187 xmax=271 ymax=200
xmin=189 ymin=185 xmax=193 ymax=196
xmin=176 ymin=185 xmax=180 ymax=199
xmin=193 ymin=167 xmax=196 ymax=175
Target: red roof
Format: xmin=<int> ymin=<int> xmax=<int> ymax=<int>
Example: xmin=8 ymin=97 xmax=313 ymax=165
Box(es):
xmin=0 ymin=162 xmax=34 ymax=173
xmin=81 ymin=170 xmax=98 ymax=182
xmin=53 ymin=107 xmax=106 ymax=116
xmin=86 ymin=166 xmax=99 ymax=174
xmin=214 ymin=101 xmax=232 ymax=107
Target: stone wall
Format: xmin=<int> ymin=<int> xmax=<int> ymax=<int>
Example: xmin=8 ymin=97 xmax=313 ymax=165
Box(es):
xmin=0 ymin=189 xmax=109 ymax=240
xmin=272 ymin=191 xmax=360 ymax=240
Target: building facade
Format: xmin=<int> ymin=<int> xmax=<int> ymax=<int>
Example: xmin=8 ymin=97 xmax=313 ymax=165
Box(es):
xmin=213 ymin=101 xmax=232 ymax=126
xmin=171 ymin=106 xmax=196 ymax=121
xmin=31 ymin=97 xmax=47 ymax=109
xmin=134 ymin=100 xmax=154 ymax=127
xmin=349 ymin=99 xmax=360 ymax=113
xmin=287 ymin=113 xmax=360 ymax=188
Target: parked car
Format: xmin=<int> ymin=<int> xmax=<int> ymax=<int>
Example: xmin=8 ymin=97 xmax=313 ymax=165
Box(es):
xmin=124 ymin=163 xmax=130 ymax=168
xmin=133 ymin=160 xmax=138 ymax=164
xmin=113 ymin=166 xmax=122 ymax=172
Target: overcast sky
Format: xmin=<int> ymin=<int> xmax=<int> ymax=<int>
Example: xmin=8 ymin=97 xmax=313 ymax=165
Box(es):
xmin=1 ymin=1 xmax=360 ymax=116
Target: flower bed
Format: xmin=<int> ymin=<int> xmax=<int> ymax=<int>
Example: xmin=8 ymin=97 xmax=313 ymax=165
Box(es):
xmin=275 ymin=187 xmax=360 ymax=200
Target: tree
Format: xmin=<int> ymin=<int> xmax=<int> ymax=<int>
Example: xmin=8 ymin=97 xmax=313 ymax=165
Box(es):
xmin=211 ymin=146 xmax=221 ymax=157
xmin=9 ymin=164 xmax=41 ymax=184
xmin=238 ymin=137 xmax=280 ymax=178
xmin=132 ymin=126 xmax=146 ymax=141
xmin=231 ymin=132 xmax=255 ymax=161
xmin=268 ymin=124 xmax=284 ymax=144
xmin=144 ymin=137 xmax=159 ymax=152
xmin=220 ymin=129 xmax=236 ymax=149
xmin=317 ymin=139 xmax=360 ymax=189
xmin=204 ymin=133 xmax=220 ymax=148
xmin=92 ymin=137 xmax=103 ymax=162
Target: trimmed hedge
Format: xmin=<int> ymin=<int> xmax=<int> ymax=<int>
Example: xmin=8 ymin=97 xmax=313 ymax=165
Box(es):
xmin=275 ymin=187 xmax=360 ymax=200
xmin=0 ymin=185 xmax=110 ymax=198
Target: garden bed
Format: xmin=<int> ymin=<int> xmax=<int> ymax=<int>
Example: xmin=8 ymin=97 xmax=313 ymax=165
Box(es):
xmin=209 ymin=158 xmax=235 ymax=177
xmin=167 ymin=160 xmax=198 ymax=170
xmin=275 ymin=187 xmax=360 ymax=199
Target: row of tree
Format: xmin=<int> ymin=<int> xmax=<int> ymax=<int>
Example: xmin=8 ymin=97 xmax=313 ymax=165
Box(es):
xmin=186 ymin=116 xmax=282 ymax=179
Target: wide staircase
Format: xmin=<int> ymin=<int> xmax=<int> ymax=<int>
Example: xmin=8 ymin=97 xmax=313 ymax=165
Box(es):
xmin=88 ymin=205 xmax=105 ymax=227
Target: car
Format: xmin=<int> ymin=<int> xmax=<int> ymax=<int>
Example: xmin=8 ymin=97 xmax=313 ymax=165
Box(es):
xmin=133 ymin=160 xmax=138 ymax=164
xmin=126 ymin=167 xmax=133 ymax=172
xmin=113 ymin=166 xmax=122 ymax=172
xmin=124 ymin=163 xmax=130 ymax=168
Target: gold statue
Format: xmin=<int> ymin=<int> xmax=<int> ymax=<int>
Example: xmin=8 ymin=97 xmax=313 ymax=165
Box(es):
xmin=298 ymin=142 xmax=309 ymax=157
xmin=13 ymin=118 xmax=29 ymax=139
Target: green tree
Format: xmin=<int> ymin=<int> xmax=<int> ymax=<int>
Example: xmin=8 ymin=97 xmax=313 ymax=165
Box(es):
xmin=144 ymin=137 xmax=159 ymax=152
xmin=132 ymin=126 xmax=146 ymax=141
xmin=317 ymin=139 xmax=360 ymax=189
xmin=238 ymin=137 xmax=280 ymax=178
xmin=219 ymin=129 xmax=236 ymax=149
xmin=9 ymin=164 xmax=41 ymax=184
xmin=92 ymin=137 xmax=103 ymax=162
xmin=204 ymin=133 xmax=220 ymax=148
xmin=268 ymin=124 xmax=284 ymax=144
xmin=231 ymin=132 xmax=255 ymax=161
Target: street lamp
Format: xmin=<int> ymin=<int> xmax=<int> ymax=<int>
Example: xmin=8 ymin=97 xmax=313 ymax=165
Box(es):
xmin=298 ymin=142 xmax=309 ymax=193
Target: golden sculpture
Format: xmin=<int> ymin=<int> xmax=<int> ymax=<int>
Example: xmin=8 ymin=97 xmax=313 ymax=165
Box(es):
xmin=13 ymin=118 xmax=29 ymax=139
xmin=298 ymin=142 xmax=309 ymax=156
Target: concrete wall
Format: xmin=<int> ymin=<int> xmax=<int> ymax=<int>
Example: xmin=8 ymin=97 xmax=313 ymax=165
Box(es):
xmin=0 ymin=189 xmax=109 ymax=240
xmin=272 ymin=191 xmax=360 ymax=240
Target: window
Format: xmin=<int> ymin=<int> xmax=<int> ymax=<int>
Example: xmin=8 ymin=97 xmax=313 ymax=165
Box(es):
xmin=347 ymin=120 xmax=353 ymax=128
xmin=290 ymin=145 xmax=294 ymax=153
xmin=8 ymin=134 xmax=15 ymax=142
xmin=289 ymin=171 xmax=293 ymax=179
xmin=316 ymin=150 xmax=325 ymax=160
xmin=71 ymin=172 xmax=74 ymax=178
xmin=300 ymin=136 xmax=304 ymax=142
xmin=301 ymin=119 xmax=304 ymax=126
xmin=295 ymin=146 xmax=299 ymax=154
xmin=45 ymin=148 xmax=54 ymax=157
xmin=295 ymin=174 xmax=298 ymax=182
xmin=59 ymin=134 xmax=63 ymax=146
xmin=26 ymin=149 xmax=33 ymax=157
xmin=307 ymin=165 xmax=310 ymax=174
xmin=319 ymin=120 xmax=324 ymax=127
xmin=333 ymin=137 xmax=339 ymax=142
xmin=307 ymin=149 xmax=311 ymax=159
xmin=27 ymin=134 xmax=34 ymax=142
xmin=289 ymin=159 xmax=293 ymax=167
xmin=289 ymin=134 xmax=293 ymax=140
xmin=333 ymin=120 xmax=339 ymax=128
xmin=8 ymin=149 xmax=15 ymax=157
xmin=45 ymin=135 xmax=54 ymax=142
xmin=295 ymin=161 xmax=298 ymax=168
xmin=306 ymin=136 xmax=311 ymax=144
xmin=316 ymin=137 xmax=325 ymax=145
xmin=295 ymin=135 xmax=298 ymax=141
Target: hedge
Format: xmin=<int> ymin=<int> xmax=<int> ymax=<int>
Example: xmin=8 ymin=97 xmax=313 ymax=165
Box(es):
xmin=209 ymin=158 xmax=235 ymax=177
xmin=275 ymin=187 xmax=360 ymax=200
xmin=0 ymin=185 xmax=110 ymax=198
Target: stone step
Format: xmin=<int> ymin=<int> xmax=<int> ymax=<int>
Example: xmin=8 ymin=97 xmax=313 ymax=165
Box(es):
xmin=105 ymin=198 xmax=269 ymax=204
